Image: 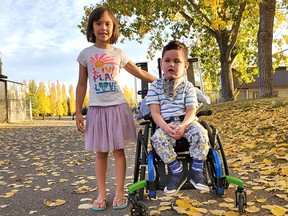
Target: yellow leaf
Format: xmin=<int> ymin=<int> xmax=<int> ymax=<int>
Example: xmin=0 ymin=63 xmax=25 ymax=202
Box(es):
xmin=251 ymin=186 xmax=265 ymax=190
xmin=149 ymin=210 xmax=161 ymax=216
xmin=224 ymin=211 xmax=239 ymax=216
xmin=219 ymin=21 xmax=226 ymax=30
xmin=281 ymin=167 xmax=288 ymax=176
xmin=223 ymin=197 xmax=234 ymax=203
xmin=173 ymin=206 xmax=188 ymax=214
xmin=270 ymin=205 xmax=287 ymax=216
xmin=189 ymin=206 xmax=200 ymax=213
xmin=262 ymin=158 xmax=272 ymax=165
xmin=1 ymin=189 xmax=19 ymax=198
xmin=256 ymin=198 xmax=267 ymax=203
xmin=159 ymin=201 xmax=171 ymax=206
xmin=77 ymin=204 xmax=93 ymax=209
xmin=159 ymin=206 xmax=171 ymax=211
xmin=209 ymin=209 xmax=226 ymax=215
xmin=245 ymin=205 xmax=261 ymax=213
xmin=275 ymin=194 xmax=287 ymax=199
xmin=219 ymin=203 xmax=234 ymax=208
xmin=159 ymin=196 xmax=173 ymax=201
xmin=259 ymin=170 xmax=273 ymax=175
xmin=176 ymin=199 xmax=191 ymax=208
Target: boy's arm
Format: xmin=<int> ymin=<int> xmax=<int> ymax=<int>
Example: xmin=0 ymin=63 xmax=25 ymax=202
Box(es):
xmin=124 ymin=60 xmax=157 ymax=83
xmin=150 ymin=104 xmax=176 ymax=136
xmin=181 ymin=105 xmax=197 ymax=129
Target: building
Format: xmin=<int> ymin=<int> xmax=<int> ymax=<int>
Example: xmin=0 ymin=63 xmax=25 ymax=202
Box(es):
xmin=234 ymin=66 xmax=288 ymax=100
xmin=0 ymin=74 xmax=29 ymax=123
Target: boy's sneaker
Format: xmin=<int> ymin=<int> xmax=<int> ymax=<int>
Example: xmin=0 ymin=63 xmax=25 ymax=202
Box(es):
xmin=189 ymin=170 xmax=209 ymax=192
xmin=164 ymin=171 xmax=187 ymax=196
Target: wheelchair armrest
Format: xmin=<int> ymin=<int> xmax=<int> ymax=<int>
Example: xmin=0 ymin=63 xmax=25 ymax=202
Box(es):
xmin=196 ymin=110 xmax=212 ymax=117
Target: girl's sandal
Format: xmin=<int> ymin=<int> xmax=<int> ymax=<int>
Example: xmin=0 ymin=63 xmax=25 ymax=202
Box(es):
xmin=91 ymin=199 xmax=107 ymax=211
xmin=112 ymin=197 xmax=128 ymax=210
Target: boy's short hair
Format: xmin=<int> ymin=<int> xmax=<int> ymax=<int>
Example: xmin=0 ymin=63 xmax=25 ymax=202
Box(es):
xmin=86 ymin=6 xmax=119 ymax=44
xmin=162 ymin=41 xmax=188 ymax=61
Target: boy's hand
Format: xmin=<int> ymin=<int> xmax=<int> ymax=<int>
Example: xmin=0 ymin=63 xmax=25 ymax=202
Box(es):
xmin=171 ymin=124 xmax=185 ymax=140
xmin=164 ymin=124 xmax=177 ymax=137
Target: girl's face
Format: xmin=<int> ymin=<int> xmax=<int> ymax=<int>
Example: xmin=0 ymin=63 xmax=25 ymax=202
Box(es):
xmin=161 ymin=49 xmax=189 ymax=80
xmin=93 ymin=12 xmax=114 ymax=44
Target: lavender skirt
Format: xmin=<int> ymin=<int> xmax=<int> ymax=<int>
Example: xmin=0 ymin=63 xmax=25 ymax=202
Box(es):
xmin=85 ymin=103 xmax=136 ymax=152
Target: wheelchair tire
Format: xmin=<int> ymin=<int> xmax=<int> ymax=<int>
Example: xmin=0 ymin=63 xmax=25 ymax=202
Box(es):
xmin=138 ymin=123 xmax=150 ymax=200
xmin=134 ymin=130 xmax=143 ymax=184
xmin=205 ymin=149 xmax=224 ymax=196
xmin=216 ymin=135 xmax=229 ymax=177
xmin=237 ymin=193 xmax=245 ymax=214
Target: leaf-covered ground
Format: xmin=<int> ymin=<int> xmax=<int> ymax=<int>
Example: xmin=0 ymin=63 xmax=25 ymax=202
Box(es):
xmin=0 ymin=98 xmax=287 ymax=216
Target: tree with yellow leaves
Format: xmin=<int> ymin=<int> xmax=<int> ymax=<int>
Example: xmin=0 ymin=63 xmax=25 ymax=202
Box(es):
xmin=49 ymin=83 xmax=57 ymax=117
xmin=69 ymin=84 xmax=76 ymax=120
xmin=56 ymin=81 xmax=64 ymax=119
xmin=62 ymin=84 xmax=68 ymax=116
xmin=37 ymin=82 xmax=50 ymax=119
xmin=122 ymin=85 xmax=136 ymax=110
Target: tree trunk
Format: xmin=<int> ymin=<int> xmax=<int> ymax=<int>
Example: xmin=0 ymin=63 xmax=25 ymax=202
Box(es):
xmin=258 ymin=0 xmax=276 ymax=97
xmin=220 ymin=61 xmax=235 ymax=102
xmin=218 ymin=34 xmax=235 ymax=102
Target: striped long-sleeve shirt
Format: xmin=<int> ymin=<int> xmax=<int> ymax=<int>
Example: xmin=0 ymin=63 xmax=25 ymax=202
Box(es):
xmin=145 ymin=78 xmax=198 ymax=120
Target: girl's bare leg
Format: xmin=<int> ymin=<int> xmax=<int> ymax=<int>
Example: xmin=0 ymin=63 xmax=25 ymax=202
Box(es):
xmin=113 ymin=149 xmax=126 ymax=206
xmin=94 ymin=151 xmax=108 ymax=207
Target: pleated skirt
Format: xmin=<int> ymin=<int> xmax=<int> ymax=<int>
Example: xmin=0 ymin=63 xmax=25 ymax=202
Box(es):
xmin=85 ymin=103 xmax=136 ymax=152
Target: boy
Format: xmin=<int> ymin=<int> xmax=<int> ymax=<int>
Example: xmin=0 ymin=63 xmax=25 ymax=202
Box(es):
xmin=145 ymin=41 xmax=210 ymax=196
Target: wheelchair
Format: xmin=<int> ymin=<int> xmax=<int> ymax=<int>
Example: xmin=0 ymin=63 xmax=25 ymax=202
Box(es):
xmin=128 ymin=91 xmax=247 ymax=215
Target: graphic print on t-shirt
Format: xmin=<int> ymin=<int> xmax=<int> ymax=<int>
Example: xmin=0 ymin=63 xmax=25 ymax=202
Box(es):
xmin=89 ymin=53 xmax=118 ymax=94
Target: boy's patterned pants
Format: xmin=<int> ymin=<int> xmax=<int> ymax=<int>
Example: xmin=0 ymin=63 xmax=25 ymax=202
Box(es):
xmin=151 ymin=121 xmax=210 ymax=164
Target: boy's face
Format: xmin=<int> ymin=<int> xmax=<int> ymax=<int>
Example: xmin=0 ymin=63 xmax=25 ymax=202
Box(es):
xmin=161 ymin=49 xmax=189 ymax=80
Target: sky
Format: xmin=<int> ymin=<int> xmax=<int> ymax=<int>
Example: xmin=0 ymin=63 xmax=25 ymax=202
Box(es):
xmin=0 ymin=0 xmax=160 ymax=91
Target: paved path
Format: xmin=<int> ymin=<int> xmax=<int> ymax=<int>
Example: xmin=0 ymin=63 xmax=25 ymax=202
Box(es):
xmin=0 ymin=119 xmax=285 ymax=216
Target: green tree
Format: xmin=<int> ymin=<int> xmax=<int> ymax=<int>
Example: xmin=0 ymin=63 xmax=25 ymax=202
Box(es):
xmin=80 ymin=0 xmax=260 ymax=101
xmin=62 ymin=84 xmax=68 ymax=116
xmin=49 ymin=83 xmax=57 ymax=117
xmin=28 ymin=80 xmax=39 ymax=117
xmin=69 ymin=84 xmax=76 ymax=120
xmin=56 ymin=81 xmax=64 ymax=119
xmin=37 ymin=82 xmax=50 ymax=119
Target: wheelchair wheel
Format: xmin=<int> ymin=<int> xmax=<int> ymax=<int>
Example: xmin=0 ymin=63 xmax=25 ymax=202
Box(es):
xmin=205 ymin=149 xmax=225 ymax=196
xmin=134 ymin=123 xmax=150 ymax=200
xmin=216 ymin=134 xmax=229 ymax=177
xmin=133 ymin=129 xmax=143 ymax=184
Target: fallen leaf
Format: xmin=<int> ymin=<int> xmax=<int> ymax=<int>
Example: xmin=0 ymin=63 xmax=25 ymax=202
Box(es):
xmin=245 ymin=205 xmax=261 ymax=213
xmin=270 ymin=205 xmax=287 ymax=216
xmin=78 ymin=203 xmax=93 ymax=209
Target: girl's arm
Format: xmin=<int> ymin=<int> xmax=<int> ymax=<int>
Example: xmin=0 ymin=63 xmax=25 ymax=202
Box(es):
xmin=124 ymin=60 xmax=157 ymax=83
xmin=75 ymin=63 xmax=88 ymax=132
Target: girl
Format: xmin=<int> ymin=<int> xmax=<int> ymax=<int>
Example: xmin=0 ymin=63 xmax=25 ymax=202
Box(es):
xmin=75 ymin=6 xmax=157 ymax=211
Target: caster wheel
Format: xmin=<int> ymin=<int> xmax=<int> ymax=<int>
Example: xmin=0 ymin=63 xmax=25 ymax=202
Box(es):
xmin=129 ymin=201 xmax=149 ymax=216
